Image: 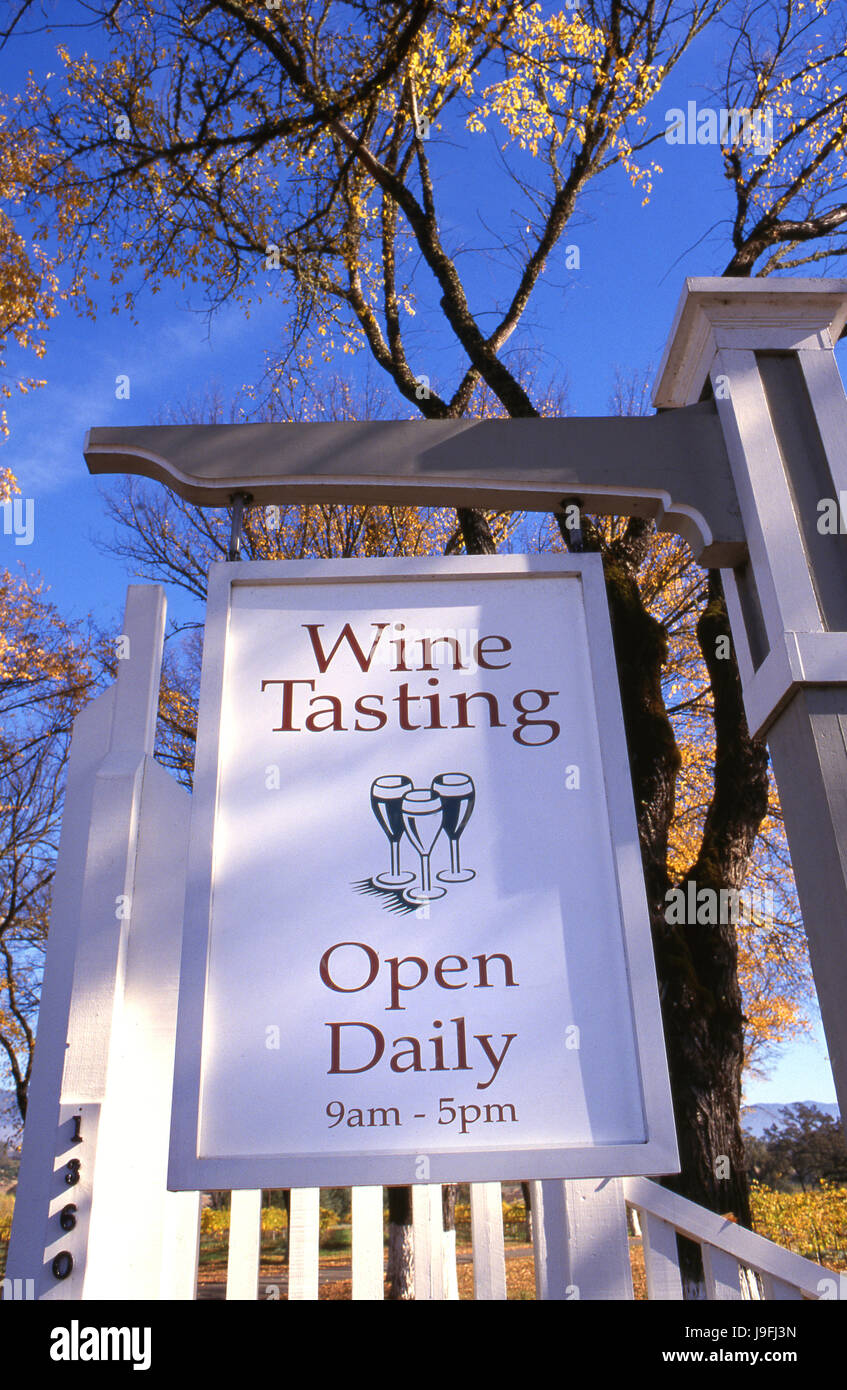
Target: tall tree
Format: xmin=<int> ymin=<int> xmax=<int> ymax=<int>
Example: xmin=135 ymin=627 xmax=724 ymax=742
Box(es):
xmin=0 ymin=471 xmax=101 ymax=1122
xmin=4 ymin=0 xmax=846 ymax=1238
xmin=761 ymin=1104 xmax=847 ymax=1190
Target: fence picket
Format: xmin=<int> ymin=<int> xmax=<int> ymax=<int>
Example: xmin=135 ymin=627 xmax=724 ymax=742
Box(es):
xmin=639 ymin=1210 xmax=684 ymax=1301
xmin=352 ymin=1186 xmax=385 ymax=1301
xmin=470 ymin=1183 xmax=507 ymax=1301
xmin=701 ymin=1243 xmax=744 ymax=1300
xmin=759 ymin=1272 xmax=804 ymax=1300
xmin=412 ymin=1185 xmax=444 ymax=1300
xmin=530 ymin=1180 xmax=569 ymax=1300
xmin=226 ymin=1190 xmax=262 ymax=1301
xmin=160 ymin=1192 xmax=201 ymax=1300
xmin=289 ymin=1188 xmax=320 ymax=1300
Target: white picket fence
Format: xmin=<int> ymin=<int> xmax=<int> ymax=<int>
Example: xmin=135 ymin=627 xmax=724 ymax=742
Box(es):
xmin=209 ymin=1177 xmax=839 ymax=1301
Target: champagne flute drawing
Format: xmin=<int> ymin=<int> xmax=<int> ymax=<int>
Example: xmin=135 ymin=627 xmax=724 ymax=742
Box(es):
xmin=370 ymin=776 xmax=416 ymax=887
xmin=432 ymin=773 xmax=476 ymax=883
xmin=401 ymin=789 xmax=447 ymax=904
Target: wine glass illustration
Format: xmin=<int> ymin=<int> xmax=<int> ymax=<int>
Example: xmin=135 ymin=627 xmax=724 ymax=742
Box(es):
xmin=401 ymin=789 xmax=447 ymax=904
xmin=432 ymin=772 xmax=476 ymax=883
xmin=370 ymin=776 xmax=416 ymax=887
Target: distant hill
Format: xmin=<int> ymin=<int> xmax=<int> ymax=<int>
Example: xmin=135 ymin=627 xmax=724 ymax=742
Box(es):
xmin=741 ymin=1101 xmax=841 ymax=1138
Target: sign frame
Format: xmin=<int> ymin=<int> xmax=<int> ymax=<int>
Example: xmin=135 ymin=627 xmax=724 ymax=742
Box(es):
xmin=168 ymin=553 xmax=679 ymax=1189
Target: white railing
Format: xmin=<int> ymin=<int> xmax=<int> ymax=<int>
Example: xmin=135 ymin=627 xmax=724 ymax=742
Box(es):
xmin=210 ymin=1177 xmax=844 ymax=1301
xmin=624 ymin=1177 xmax=844 ymax=1301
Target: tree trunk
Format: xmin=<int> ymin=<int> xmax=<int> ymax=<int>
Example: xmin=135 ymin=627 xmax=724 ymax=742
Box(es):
xmin=441 ymin=1184 xmax=459 ymax=1300
xmin=386 ymin=1186 xmax=414 ymax=1299
xmin=521 ymin=1181 xmax=533 ymax=1244
xmin=564 ymin=523 xmax=768 ymax=1246
xmin=657 ymin=573 xmax=768 ymax=1248
xmin=457 ymin=507 xmax=496 ymax=556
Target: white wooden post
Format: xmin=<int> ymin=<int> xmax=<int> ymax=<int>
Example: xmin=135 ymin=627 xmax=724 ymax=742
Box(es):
xmin=288 ymin=1188 xmax=320 ymax=1300
xmin=5 ymin=681 xmax=114 ymax=1301
xmin=531 ymin=1178 xmax=633 ymax=1300
xmin=470 ymin=1182 xmax=507 ymax=1301
xmin=701 ymin=1244 xmax=745 ymax=1301
xmin=639 ymin=1209 xmax=684 ymax=1300
xmin=412 ymin=1184 xmax=444 ymax=1300
xmin=351 ymin=1186 xmax=384 ymax=1300
xmin=5 ymin=586 xmax=200 ymax=1299
xmin=530 ymin=1179 xmax=569 ymax=1300
xmin=226 ymin=1191 xmax=263 ymax=1300
xmin=654 ymin=279 xmax=847 ymax=1137
xmin=159 ymin=1189 xmax=202 ymax=1300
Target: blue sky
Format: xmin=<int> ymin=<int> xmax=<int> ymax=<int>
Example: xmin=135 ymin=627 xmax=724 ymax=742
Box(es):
xmin=1 ymin=11 xmax=843 ymax=1107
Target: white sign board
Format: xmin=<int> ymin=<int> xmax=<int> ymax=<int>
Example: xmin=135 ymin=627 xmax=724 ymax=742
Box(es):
xmin=169 ymin=555 xmax=678 ymax=1188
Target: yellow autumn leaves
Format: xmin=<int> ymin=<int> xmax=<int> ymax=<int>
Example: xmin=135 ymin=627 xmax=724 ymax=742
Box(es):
xmin=0 ymin=468 xmax=97 ymax=731
xmin=751 ymin=1181 xmax=847 ymax=1269
xmin=0 ymin=116 xmax=59 ymax=439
